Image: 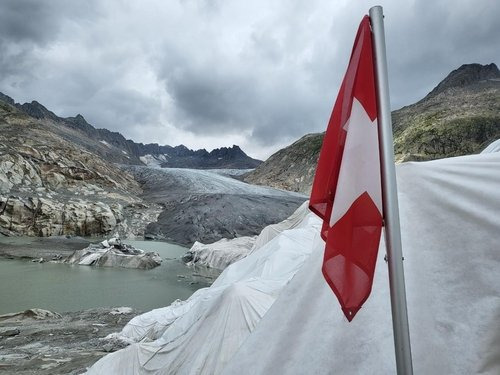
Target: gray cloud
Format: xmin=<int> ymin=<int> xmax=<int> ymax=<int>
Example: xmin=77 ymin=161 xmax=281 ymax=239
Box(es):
xmin=0 ymin=0 xmax=498 ymax=159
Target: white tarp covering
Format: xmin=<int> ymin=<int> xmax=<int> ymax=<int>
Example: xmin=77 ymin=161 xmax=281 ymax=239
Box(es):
xmin=481 ymin=138 xmax=500 ymax=154
xmin=87 ymin=206 xmax=321 ymax=374
xmin=224 ymin=152 xmax=500 ymax=375
xmin=185 ymin=236 xmax=257 ymax=270
xmin=88 ymin=152 xmax=500 ymax=374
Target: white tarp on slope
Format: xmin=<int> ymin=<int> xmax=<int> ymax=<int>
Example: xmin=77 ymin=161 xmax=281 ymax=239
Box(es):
xmin=87 ymin=205 xmax=321 ymax=374
xmin=186 ymin=236 xmax=257 ymax=270
xmin=223 ymin=152 xmax=500 ymax=375
xmin=481 ymin=138 xmax=500 ymax=154
xmin=184 ymin=202 xmax=312 ymax=270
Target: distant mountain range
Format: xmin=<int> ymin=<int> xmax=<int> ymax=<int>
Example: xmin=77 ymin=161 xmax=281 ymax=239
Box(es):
xmin=245 ymin=63 xmax=500 ymax=193
xmin=0 ymin=92 xmax=261 ymax=169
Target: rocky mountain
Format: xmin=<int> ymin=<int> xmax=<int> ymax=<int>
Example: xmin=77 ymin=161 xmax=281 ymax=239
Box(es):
xmin=244 ymin=133 xmax=323 ymax=194
xmin=0 ymin=93 xmax=262 ymax=169
xmin=244 ymin=63 xmax=500 ymax=194
xmin=0 ymin=98 xmax=161 ymax=238
xmin=0 ymin=94 xmax=297 ymax=242
xmin=392 ymin=63 xmax=500 ymax=162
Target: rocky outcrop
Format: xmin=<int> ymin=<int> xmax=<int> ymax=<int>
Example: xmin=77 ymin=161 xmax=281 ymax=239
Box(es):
xmin=0 ymin=99 xmax=160 ymax=238
xmin=426 ymin=63 xmax=499 ymax=98
xmin=243 ymin=133 xmax=323 ymax=194
xmin=0 ymin=196 xmax=122 ymax=237
xmin=0 ymin=307 xmax=140 ymax=375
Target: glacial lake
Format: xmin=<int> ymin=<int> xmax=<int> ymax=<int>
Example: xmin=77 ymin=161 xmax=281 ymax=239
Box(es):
xmin=0 ymin=239 xmax=215 ymax=315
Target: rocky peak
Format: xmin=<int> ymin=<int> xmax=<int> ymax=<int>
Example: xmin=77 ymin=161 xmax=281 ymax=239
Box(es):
xmin=74 ymin=114 xmax=88 ymax=125
xmin=64 ymin=113 xmax=98 ymax=135
xmin=17 ymin=100 xmax=58 ymax=120
xmin=0 ymin=92 xmax=15 ymax=106
xmin=427 ymin=63 xmax=500 ymax=98
xmin=172 ymin=144 xmax=192 ymax=156
xmin=210 ymin=145 xmax=245 ymax=158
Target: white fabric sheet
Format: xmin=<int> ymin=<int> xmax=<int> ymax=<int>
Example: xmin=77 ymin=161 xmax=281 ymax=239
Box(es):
xmin=87 ymin=210 xmax=321 ymax=374
xmin=224 ymin=152 xmax=500 ymax=375
xmin=481 ymin=138 xmax=500 ymax=153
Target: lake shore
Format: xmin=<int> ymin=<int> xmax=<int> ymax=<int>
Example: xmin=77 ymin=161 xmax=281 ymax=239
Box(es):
xmin=0 ymin=236 xmax=91 ymax=261
xmin=0 ymin=236 xmax=217 ymax=373
xmin=0 ymin=307 xmax=139 ymax=375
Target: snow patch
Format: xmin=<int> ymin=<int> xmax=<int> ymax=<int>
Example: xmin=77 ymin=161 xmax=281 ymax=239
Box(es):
xmin=139 ymin=154 xmax=169 ymax=167
xmin=99 ymin=140 xmax=111 ymax=147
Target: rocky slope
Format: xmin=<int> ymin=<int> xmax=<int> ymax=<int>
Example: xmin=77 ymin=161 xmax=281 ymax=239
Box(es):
xmin=0 ymin=99 xmax=161 ymax=238
xmin=392 ymin=63 xmax=500 ymax=161
xmin=0 ymin=307 xmax=140 ymax=375
xmin=245 ymin=63 xmax=500 ymax=193
xmin=244 ymin=133 xmax=323 ymax=195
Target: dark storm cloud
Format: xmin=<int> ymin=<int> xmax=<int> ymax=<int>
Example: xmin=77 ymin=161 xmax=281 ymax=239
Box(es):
xmin=0 ymin=1 xmax=60 ymax=45
xmin=0 ymin=0 xmax=101 ymax=43
xmin=163 ymin=56 xmax=324 ymax=145
xmin=0 ymin=0 xmax=498 ymax=159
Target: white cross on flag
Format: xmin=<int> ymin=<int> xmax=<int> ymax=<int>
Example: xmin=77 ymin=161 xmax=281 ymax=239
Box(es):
xmin=309 ymin=15 xmax=383 ymax=321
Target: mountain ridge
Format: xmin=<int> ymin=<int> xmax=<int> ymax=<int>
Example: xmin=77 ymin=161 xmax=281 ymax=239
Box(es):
xmin=0 ymin=93 xmax=262 ymax=169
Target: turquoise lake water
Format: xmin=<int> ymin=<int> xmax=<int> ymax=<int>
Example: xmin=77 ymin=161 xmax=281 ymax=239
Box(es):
xmin=0 ymin=240 xmax=213 ymax=315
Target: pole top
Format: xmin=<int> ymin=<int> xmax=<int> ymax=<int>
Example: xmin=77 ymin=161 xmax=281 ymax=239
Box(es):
xmin=369 ymin=5 xmax=383 ymax=14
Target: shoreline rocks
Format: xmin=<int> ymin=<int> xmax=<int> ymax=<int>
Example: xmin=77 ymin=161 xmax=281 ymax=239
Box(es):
xmin=0 ymin=307 xmax=140 ymax=375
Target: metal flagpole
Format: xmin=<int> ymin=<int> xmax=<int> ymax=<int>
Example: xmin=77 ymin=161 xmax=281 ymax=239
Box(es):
xmin=369 ymin=5 xmax=414 ymax=375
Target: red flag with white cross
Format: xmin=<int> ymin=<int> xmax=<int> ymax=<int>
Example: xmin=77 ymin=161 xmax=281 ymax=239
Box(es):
xmin=309 ymin=16 xmax=382 ymax=322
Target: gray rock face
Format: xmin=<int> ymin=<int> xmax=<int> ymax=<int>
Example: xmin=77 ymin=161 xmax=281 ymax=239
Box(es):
xmin=392 ymin=63 xmax=500 ymax=162
xmin=0 ymin=307 xmax=139 ymax=375
xmin=0 ymin=327 xmax=20 ymax=336
xmin=0 ymin=196 xmax=121 ymax=237
xmin=0 ymin=99 xmax=160 ymax=238
xmin=426 ymin=63 xmax=500 ymax=98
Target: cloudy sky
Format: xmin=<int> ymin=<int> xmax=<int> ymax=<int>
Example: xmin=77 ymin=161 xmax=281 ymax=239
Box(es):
xmin=0 ymin=0 xmax=498 ymax=159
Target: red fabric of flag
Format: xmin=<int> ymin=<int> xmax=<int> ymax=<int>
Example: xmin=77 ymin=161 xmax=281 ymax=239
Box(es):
xmin=309 ymin=16 xmax=382 ymax=322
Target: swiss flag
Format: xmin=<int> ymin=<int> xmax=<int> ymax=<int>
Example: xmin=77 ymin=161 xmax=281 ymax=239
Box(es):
xmin=309 ymin=16 xmax=382 ymax=321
